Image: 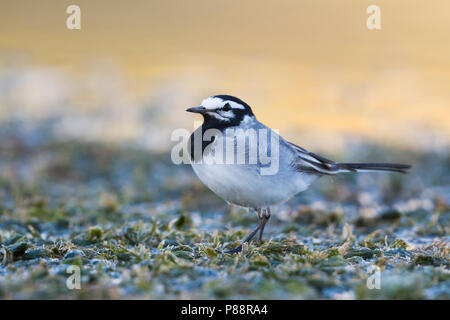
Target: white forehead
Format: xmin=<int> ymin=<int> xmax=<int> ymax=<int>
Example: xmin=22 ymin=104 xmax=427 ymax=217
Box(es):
xmin=201 ymin=97 xmax=245 ymax=110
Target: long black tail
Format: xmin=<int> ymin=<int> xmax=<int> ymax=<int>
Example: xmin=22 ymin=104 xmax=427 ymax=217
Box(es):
xmin=337 ymin=162 xmax=411 ymax=174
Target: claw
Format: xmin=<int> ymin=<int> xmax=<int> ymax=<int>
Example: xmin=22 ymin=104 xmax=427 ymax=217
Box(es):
xmin=215 ymin=244 xmax=243 ymax=255
xmin=224 ymin=245 xmax=243 ymax=254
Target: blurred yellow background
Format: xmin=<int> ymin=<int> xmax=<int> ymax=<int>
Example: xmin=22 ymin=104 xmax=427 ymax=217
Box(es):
xmin=0 ymin=0 xmax=449 ymax=152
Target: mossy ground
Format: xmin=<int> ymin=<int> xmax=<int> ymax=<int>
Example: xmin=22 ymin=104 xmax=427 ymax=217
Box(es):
xmin=0 ymin=123 xmax=448 ymax=299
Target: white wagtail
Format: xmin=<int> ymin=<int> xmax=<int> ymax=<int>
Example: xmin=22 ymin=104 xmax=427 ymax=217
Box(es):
xmin=187 ymin=95 xmax=410 ymax=254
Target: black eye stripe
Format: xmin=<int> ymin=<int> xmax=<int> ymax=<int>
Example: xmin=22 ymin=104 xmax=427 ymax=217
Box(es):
xmin=221 ymin=103 xmax=231 ymax=111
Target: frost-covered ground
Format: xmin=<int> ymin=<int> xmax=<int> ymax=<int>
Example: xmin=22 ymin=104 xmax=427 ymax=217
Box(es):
xmin=0 ymin=120 xmax=448 ymax=299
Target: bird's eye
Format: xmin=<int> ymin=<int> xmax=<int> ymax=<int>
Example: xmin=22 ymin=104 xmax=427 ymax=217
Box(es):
xmin=222 ymin=103 xmax=231 ymax=112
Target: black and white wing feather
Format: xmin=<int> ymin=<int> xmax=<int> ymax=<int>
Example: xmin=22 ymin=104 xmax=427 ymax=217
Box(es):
xmin=287 ymin=141 xmax=410 ymax=175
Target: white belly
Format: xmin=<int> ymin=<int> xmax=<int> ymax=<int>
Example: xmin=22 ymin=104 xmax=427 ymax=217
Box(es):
xmin=191 ymin=161 xmax=317 ymax=208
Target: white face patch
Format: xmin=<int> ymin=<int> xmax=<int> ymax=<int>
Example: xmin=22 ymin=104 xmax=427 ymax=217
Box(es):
xmin=201 ymin=97 xmax=224 ymax=110
xmin=226 ymin=101 xmax=245 ymax=110
xmin=216 ymin=109 xmax=235 ymax=119
xmin=201 ymin=97 xmax=246 ymax=110
xmin=209 ymin=112 xmax=230 ymax=122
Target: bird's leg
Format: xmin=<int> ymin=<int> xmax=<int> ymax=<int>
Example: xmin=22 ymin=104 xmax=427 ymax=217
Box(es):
xmin=223 ymin=209 xmax=264 ymax=254
xmin=258 ymin=207 xmax=271 ymax=243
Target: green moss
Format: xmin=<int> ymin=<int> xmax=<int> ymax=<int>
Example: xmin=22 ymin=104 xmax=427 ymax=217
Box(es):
xmin=88 ymin=227 xmax=103 ymax=241
xmin=344 ymin=248 xmax=381 ymax=259
xmin=392 ymin=239 xmax=409 ymax=249
xmin=24 ymin=247 xmax=52 ymax=260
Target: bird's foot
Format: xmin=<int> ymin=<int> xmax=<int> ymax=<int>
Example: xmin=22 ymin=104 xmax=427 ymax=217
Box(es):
xmin=224 ymin=244 xmax=243 ymax=254
xmin=215 ymin=244 xmax=243 ymax=255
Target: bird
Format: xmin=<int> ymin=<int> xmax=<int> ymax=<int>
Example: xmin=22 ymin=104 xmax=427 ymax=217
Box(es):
xmin=186 ymin=95 xmax=410 ymax=254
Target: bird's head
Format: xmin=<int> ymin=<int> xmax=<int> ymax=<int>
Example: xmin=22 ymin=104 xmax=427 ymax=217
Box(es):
xmin=186 ymin=95 xmax=255 ymax=129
